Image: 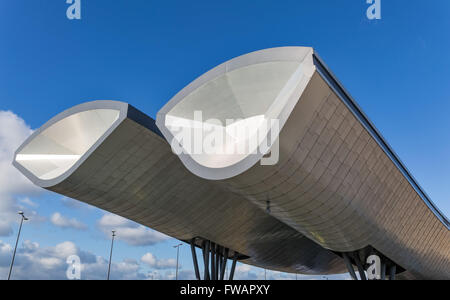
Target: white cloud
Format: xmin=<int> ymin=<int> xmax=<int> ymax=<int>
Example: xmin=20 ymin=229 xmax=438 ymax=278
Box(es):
xmin=0 ymin=111 xmax=43 ymax=236
xmin=233 ymin=263 xmax=259 ymax=280
xmin=50 ymin=212 xmax=87 ymax=231
xmin=141 ymin=252 xmax=177 ymax=269
xmin=176 ymin=269 xmax=197 ymax=280
xmin=19 ymin=197 xmax=38 ymax=208
xmin=98 ymin=214 xmax=169 ymax=246
xmin=236 ymin=264 xmax=252 ymax=273
xmin=0 ymin=239 xmax=350 ymax=280
xmin=161 ymin=269 xmax=196 ymax=280
xmin=0 ymin=239 xmax=154 ymax=280
xmin=54 ymin=241 xmax=79 ymax=259
xmin=98 ymin=213 xmax=129 ymax=228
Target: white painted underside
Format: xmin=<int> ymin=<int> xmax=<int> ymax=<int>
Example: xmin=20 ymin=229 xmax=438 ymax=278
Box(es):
xmin=157 ymin=47 xmax=315 ymax=179
xmin=15 ymin=109 xmax=119 ymax=180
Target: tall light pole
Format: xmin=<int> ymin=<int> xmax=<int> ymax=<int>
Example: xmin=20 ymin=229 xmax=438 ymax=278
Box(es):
xmin=173 ymin=243 xmax=182 ymax=280
xmin=8 ymin=211 xmax=28 ymax=280
xmin=107 ymin=230 xmax=116 ymax=280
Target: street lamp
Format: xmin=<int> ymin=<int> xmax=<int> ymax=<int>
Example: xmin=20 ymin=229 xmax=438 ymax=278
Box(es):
xmin=107 ymin=230 xmax=116 ymax=280
xmin=8 ymin=211 xmax=28 ymax=280
xmin=173 ymin=243 xmax=182 ymax=280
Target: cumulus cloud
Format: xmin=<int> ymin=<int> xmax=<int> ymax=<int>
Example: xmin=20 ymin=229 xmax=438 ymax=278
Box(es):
xmin=98 ymin=214 xmax=169 ymax=246
xmin=19 ymin=197 xmax=38 ymax=208
xmin=141 ymin=252 xmax=177 ymax=270
xmin=0 ymin=111 xmax=43 ymax=236
xmin=50 ymin=212 xmax=87 ymax=231
xmin=233 ymin=263 xmax=259 ymax=280
xmin=0 ymin=239 xmax=153 ymax=280
xmin=176 ymin=269 xmax=197 ymax=280
xmin=0 ymin=239 xmax=349 ymax=280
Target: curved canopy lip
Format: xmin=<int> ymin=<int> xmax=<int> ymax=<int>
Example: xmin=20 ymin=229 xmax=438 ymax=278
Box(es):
xmin=12 ymin=100 xmax=129 ymax=188
xmin=156 ymin=46 xmax=316 ymax=180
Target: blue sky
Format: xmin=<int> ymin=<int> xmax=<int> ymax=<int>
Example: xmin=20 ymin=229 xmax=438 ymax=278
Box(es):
xmin=0 ymin=0 xmax=449 ymax=280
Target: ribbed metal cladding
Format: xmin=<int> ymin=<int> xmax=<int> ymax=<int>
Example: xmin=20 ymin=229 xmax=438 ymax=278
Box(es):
xmin=47 ymin=111 xmax=345 ymax=275
xmin=221 ymin=71 xmax=450 ymax=279
xmin=13 ymin=47 xmax=449 ymax=279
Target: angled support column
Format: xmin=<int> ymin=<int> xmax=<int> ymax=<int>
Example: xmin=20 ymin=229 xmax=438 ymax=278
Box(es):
xmin=210 ymin=242 xmax=216 ymax=280
xmin=353 ymin=253 xmax=367 ymax=280
xmin=215 ymin=245 xmax=221 ymax=280
xmin=342 ymin=248 xmax=401 ymax=281
xmin=229 ymin=255 xmax=238 ymax=280
xmin=220 ymin=248 xmax=229 ymax=280
xmin=342 ymin=253 xmax=358 ymax=280
xmin=190 ymin=237 xmax=241 ymax=281
xmin=190 ymin=238 xmax=201 ymax=280
xmin=389 ymin=265 xmax=396 ymax=280
xmin=381 ymin=261 xmax=386 ymax=281
xmin=202 ymin=240 xmax=210 ymax=280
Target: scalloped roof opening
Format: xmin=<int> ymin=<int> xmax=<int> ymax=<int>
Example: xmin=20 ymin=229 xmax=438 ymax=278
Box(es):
xmin=156 ymin=47 xmax=315 ymax=180
xmin=167 ymin=61 xmax=302 ymax=124
xmin=15 ymin=109 xmax=120 ymax=180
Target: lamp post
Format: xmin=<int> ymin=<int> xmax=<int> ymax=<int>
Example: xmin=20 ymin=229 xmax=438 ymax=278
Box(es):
xmin=107 ymin=230 xmax=116 ymax=280
xmin=8 ymin=211 xmax=28 ymax=280
xmin=173 ymin=243 xmax=182 ymax=280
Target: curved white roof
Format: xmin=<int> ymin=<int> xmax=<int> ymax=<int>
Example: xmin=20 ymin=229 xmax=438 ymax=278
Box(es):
xmin=156 ymin=47 xmax=315 ymax=180
xmin=13 ymin=47 xmax=450 ymax=279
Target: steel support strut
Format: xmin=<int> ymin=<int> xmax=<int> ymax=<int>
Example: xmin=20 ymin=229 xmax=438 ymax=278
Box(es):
xmin=203 ymin=240 xmax=210 ymax=280
xmin=342 ymin=249 xmax=400 ymax=280
xmin=215 ymin=244 xmax=220 ymax=280
xmin=190 ymin=237 xmax=242 ymax=280
xmin=389 ymin=265 xmax=396 ymax=280
xmin=342 ymin=253 xmax=358 ymax=280
xmin=220 ymin=248 xmax=229 ymax=280
xmin=229 ymin=255 xmax=237 ymax=280
xmin=190 ymin=238 xmax=201 ymax=280
xmin=353 ymin=253 xmax=367 ymax=280
xmin=381 ymin=261 xmax=386 ymax=281
xmin=211 ymin=242 xmax=216 ymax=280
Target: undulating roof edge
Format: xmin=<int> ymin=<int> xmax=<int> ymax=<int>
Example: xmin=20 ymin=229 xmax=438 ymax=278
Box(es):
xmin=312 ymin=50 xmax=449 ymax=229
